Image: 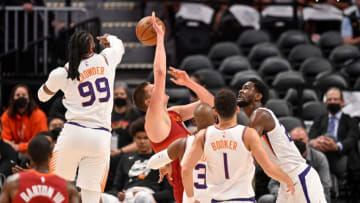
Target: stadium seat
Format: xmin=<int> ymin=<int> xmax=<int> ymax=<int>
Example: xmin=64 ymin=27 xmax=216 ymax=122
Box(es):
xmin=329 ymin=45 xmax=360 ymax=70
xmin=219 ymin=56 xmax=252 ymax=85
xmin=264 ymin=99 xmax=293 ymax=117
xmin=272 ymin=71 xmax=305 ymax=94
xmin=236 ymin=29 xmax=270 ymax=56
xmin=341 ymin=60 xmax=360 ymax=86
xmin=147 ymin=72 xmax=181 ymax=88
xmin=301 ymin=101 xmax=327 ymax=121
xmin=179 ymin=55 xmax=213 ymax=74
xmin=193 ymin=69 xmax=225 ymax=89
xmin=269 ymin=88 xmax=279 ymax=99
xmin=319 ymin=31 xmax=343 ymax=58
xmin=354 ymin=78 xmax=360 ymax=90
xmin=258 ymin=56 xmax=291 ymax=84
xmin=230 ymin=70 xmax=262 ymax=91
xmin=277 ymin=30 xmax=309 ymax=57
xmin=284 ymin=88 xmax=318 ymax=105
xmin=279 ymin=116 xmax=304 ymax=132
xmin=248 ymin=42 xmax=281 ymax=70
xmin=237 ymin=110 xmax=249 ymax=125
xmin=300 ymin=57 xmax=333 ymax=84
xmin=288 ymin=44 xmax=322 ymax=70
xmin=313 ymin=71 xmax=349 ymax=93
xmin=208 ymin=42 xmax=242 ymax=69
xmin=166 ymin=88 xmax=191 ymax=106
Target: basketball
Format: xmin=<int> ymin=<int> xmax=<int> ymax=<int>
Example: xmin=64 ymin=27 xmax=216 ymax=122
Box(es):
xmin=136 ymin=16 xmax=166 ymax=46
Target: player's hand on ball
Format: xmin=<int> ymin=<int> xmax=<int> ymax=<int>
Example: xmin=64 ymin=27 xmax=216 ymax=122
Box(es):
xmin=152 ymin=12 xmax=164 ymax=38
xmin=168 ymin=67 xmax=191 ymax=86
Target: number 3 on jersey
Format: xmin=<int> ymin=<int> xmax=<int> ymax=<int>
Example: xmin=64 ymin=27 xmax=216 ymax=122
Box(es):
xmin=78 ymin=77 xmax=110 ymax=107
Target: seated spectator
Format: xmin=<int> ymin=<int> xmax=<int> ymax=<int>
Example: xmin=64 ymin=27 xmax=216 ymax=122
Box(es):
xmin=342 ymin=0 xmax=360 ymax=45
xmin=258 ymin=127 xmax=331 ymax=203
xmin=1 ymin=84 xmax=48 ymax=153
xmin=309 ymin=88 xmax=360 ymax=175
xmin=111 ymin=82 xmax=141 ymax=156
xmin=0 ymin=121 xmax=18 ymax=178
xmin=47 ymin=114 xmax=65 ymax=131
xmin=105 ymin=117 xmax=173 ymax=203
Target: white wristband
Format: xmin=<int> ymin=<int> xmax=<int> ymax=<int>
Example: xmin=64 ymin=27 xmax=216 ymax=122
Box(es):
xmin=187 ymin=196 xmax=194 ymax=203
xmin=147 ymin=149 xmax=172 ymax=169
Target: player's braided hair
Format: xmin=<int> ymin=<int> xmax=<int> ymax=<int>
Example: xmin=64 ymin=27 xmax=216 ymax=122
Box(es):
xmin=68 ymin=31 xmax=93 ymax=80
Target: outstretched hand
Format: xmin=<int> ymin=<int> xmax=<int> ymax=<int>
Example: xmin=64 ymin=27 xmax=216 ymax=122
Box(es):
xmin=96 ymin=33 xmax=110 ymax=48
xmin=168 ymin=67 xmax=191 ymax=86
xmin=158 ymin=164 xmax=172 ymax=183
xmin=152 ymin=12 xmax=164 ymax=39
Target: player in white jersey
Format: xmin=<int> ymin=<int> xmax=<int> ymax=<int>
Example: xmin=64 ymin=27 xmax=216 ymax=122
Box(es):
xmin=147 ymin=103 xmax=216 ymax=203
xmin=237 ymin=78 xmax=327 ymax=203
xmin=182 ymin=89 xmax=294 ymax=203
xmin=37 ymin=31 xmax=124 ymax=203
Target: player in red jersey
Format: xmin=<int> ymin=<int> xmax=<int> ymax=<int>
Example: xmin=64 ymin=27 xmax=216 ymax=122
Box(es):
xmin=132 ymin=12 xmax=214 ymax=203
xmin=0 ymin=135 xmax=80 ymax=203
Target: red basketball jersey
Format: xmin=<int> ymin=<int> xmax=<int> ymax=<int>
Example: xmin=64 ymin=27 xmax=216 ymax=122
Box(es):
xmin=12 ymin=170 xmax=69 ymax=203
xmin=150 ymin=111 xmax=190 ymax=203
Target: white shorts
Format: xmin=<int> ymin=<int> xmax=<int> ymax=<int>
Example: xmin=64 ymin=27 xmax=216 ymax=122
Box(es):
xmin=182 ymin=190 xmax=212 ymax=203
xmin=276 ymin=165 xmax=327 ymax=203
xmin=50 ymin=122 xmax=111 ymax=192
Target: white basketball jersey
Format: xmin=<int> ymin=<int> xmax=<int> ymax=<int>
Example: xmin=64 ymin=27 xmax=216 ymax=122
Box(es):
xmin=181 ymin=135 xmax=210 ymax=202
xmin=203 ymin=125 xmax=255 ymax=200
xmin=258 ymin=108 xmax=306 ymax=176
xmin=45 ymin=36 xmax=124 ymax=130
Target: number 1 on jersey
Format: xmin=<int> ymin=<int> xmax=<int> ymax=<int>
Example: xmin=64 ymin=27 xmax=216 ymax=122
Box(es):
xmin=223 ymin=153 xmax=230 ymax=179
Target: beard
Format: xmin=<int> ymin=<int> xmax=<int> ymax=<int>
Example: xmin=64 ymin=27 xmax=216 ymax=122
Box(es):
xmin=237 ymin=99 xmax=251 ymax=107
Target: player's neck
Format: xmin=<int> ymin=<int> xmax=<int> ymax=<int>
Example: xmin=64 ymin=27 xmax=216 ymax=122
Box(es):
xmin=33 ymin=165 xmax=50 ymax=174
xmin=217 ymin=116 xmax=237 ymax=130
xmin=243 ymin=102 xmax=262 ymax=117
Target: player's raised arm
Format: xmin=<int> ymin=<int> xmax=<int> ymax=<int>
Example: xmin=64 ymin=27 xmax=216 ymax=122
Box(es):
xmin=98 ymin=34 xmax=124 ymax=67
xmin=147 ymin=138 xmax=186 ymax=169
xmin=243 ymin=128 xmax=295 ymax=195
xmin=168 ymin=67 xmax=214 ymax=121
xmin=181 ymin=130 xmax=205 ymax=202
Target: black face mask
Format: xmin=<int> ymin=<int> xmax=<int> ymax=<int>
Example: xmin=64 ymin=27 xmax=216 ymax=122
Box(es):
xmin=50 ymin=127 xmax=62 ymax=142
xmin=14 ymin=97 xmax=28 ymax=109
xmin=114 ymin=98 xmax=127 ymax=107
xmin=294 ymin=140 xmax=307 ymax=155
xmin=327 ymin=103 xmax=341 ymax=114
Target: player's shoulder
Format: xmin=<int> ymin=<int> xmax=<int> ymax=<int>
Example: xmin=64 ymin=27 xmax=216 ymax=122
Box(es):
xmin=5 ymin=173 xmax=20 ymax=184
xmin=49 ymin=67 xmax=68 ymax=78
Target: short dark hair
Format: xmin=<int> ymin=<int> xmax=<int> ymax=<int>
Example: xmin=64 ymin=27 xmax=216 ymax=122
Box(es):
xmin=133 ymin=82 xmax=150 ymax=112
xmin=129 ymin=117 xmax=145 ymax=137
xmin=215 ymin=89 xmax=237 ymax=119
xmin=326 ymin=87 xmax=344 ymax=101
xmin=47 ymin=114 xmax=66 ymax=126
xmin=28 ymin=134 xmax=52 ymax=164
xmin=249 ymin=78 xmax=269 ymax=105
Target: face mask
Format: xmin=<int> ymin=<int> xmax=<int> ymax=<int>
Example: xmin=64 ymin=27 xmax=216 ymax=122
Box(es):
xmin=327 ymin=103 xmax=341 ymax=114
xmin=114 ymin=98 xmax=127 ymax=107
xmin=14 ymin=97 xmax=28 ymax=109
xmin=50 ymin=128 xmax=62 ymax=142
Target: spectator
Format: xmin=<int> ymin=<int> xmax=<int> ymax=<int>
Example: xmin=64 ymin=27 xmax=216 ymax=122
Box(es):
xmin=258 ymin=127 xmax=332 ymax=203
xmin=0 ymin=120 xmax=18 ymax=178
xmin=309 ymin=88 xmax=360 ymax=174
xmin=111 ymin=81 xmax=141 ymax=156
xmin=105 ymin=117 xmax=173 ymax=203
xmin=341 ymin=0 xmax=360 ymax=45
xmin=47 ymin=114 xmax=65 ymax=131
xmin=1 ymin=84 xmax=48 ymax=153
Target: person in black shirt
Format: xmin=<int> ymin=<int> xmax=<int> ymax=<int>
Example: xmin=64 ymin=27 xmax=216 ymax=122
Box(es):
xmin=103 ymin=117 xmax=173 ymax=203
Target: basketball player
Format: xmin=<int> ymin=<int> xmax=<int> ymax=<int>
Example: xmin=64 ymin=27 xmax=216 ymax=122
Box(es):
xmin=182 ymin=89 xmax=295 ymax=203
xmin=37 ymin=31 xmax=124 ymax=203
xmin=147 ymin=103 xmax=217 ymax=202
xmin=132 ymin=12 xmax=214 ymax=203
xmin=0 ymin=135 xmax=80 ymax=203
xmin=237 ymin=78 xmax=326 ymax=203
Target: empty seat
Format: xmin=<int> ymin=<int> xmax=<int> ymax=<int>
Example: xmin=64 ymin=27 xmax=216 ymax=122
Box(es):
xmin=354 ymin=78 xmax=360 ymax=90
xmin=279 ymin=116 xmax=304 ymax=132
xmin=272 ymin=71 xmax=305 ymax=92
xmin=230 ymin=70 xmax=262 ymax=90
xmin=277 ymin=30 xmax=309 ymax=57
xmin=265 ymin=99 xmax=292 ymax=117
xmin=300 ymin=57 xmax=333 ymax=84
xmin=329 ymin=45 xmax=360 ymax=70
xmin=237 ymin=110 xmax=249 ymax=125
xmin=319 ymin=31 xmax=343 ymax=57
xmin=248 ymin=42 xmax=281 ymax=70
xmin=237 ymin=29 xmax=271 ymax=56
xmin=301 ymin=101 xmax=327 ymax=121
xmin=219 ymin=56 xmax=251 ymax=84
xmin=313 ymin=71 xmax=348 ymax=93
xmin=341 ymin=60 xmax=360 ymax=85
xmin=258 ymin=57 xmax=292 ymax=84
xmin=193 ymin=69 xmax=225 ymax=89
xmin=179 ymin=55 xmax=213 ymax=74
xmin=288 ymin=44 xmax=322 ymax=70
xmin=166 ymin=88 xmax=191 ymax=106
xmin=284 ymin=88 xmax=319 ymax=106
xmin=208 ymin=42 xmax=242 ymax=69
xmin=147 ymin=72 xmax=180 ymax=88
